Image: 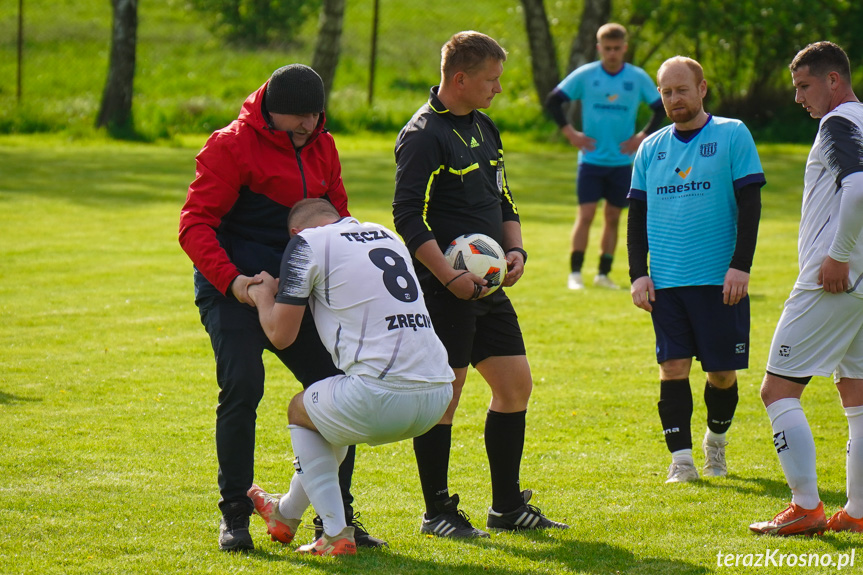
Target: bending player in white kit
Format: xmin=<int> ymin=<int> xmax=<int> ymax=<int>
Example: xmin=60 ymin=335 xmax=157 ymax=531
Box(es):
xmin=245 ymin=198 xmax=454 ymax=555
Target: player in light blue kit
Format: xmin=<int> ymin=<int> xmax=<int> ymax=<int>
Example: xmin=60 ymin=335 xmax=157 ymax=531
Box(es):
xmin=546 ymin=23 xmax=664 ymax=290
xmin=627 ymin=56 xmax=765 ymax=483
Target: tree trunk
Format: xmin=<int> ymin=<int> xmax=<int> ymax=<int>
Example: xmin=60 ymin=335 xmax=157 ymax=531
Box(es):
xmin=312 ymin=0 xmax=345 ymax=103
xmin=96 ymin=0 xmax=137 ymax=134
xmin=520 ymin=0 xmax=559 ymax=104
xmin=567 ymin=0 xmax=611 ymax=73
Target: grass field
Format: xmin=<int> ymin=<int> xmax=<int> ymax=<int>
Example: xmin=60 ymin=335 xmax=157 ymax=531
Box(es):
xmin=1 ymin=134 xmax=860 ymax=574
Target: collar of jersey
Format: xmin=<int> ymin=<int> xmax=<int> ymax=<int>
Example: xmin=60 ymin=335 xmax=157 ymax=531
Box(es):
xmin=672 ymin=114 xmax=713 ymax=143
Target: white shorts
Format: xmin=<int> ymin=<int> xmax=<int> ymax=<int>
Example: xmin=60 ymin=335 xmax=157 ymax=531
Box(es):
xmin=303 ymin=374 xmax=453 ymax=446
xmin=766 ymin=288 xmax=863 ymax=382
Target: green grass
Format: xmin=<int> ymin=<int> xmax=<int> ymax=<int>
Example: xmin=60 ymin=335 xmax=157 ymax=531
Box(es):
xmin=1 ymin=134 xmax=859 ymax=574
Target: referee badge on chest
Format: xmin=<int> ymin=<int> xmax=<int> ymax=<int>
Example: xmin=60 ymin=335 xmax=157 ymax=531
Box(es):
xmin=496 ymin=153 xmax=504 ymax=193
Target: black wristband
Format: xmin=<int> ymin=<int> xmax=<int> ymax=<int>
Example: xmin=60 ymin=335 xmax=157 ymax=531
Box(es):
xmin=471 ymin=283 xmax=483 ymax=300
xmin=444 ymin=270 xmax=470 ymax=288
xmin=506 ymin=247 xmax=528 ymax=263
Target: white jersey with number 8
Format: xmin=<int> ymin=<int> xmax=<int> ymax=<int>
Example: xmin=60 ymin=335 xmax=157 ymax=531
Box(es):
xmin=276 ymin=217 xmax=454 ymax=386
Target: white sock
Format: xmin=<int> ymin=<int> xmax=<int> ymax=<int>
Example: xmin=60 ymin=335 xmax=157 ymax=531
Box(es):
xmin=843 ymin=405 xmax=863 ymax=519
xmin=766 ymin=398 xmax=820 ymax=509
xmin=290 ymin=425 xmax=348 ymax=537
xmin=705 ymin=429 xmax=726 ymax=444
xmin=278 ymin=470 xmax=310 ymax=521
xmin=671 ymin=449 xmax=694 ymax=465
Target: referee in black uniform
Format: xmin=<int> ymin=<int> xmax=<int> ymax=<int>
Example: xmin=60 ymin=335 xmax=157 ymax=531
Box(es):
xmin=393 ymin=30 xmax=568 ymax=538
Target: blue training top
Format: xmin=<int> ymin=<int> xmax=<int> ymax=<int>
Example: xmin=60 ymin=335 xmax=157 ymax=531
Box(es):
xmin=628 ymin=115 xmax=765 ymax=289
xmin=555 ymin=61 xmax=660 ymax=167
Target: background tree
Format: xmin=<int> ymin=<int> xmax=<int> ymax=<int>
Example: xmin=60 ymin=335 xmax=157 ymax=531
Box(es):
xmin=621 ymin=0 xmax=858 ymax=137
xmin=568 ymin=0 xmax=611 ymax=72
xmin=520 ymin=0 xmax=559 ymax=105
xmin=312 ymin=0 xmax=345 ymax=102
xmin=190 ymin=0 xmax=321 ymax=47
xmin=96 ymin=0 xmax=137 ymax=136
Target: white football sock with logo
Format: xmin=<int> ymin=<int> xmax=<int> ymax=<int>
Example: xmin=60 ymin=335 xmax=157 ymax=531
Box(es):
xmin=767 ymin=398 xmax=820 ymax=510
xmin=843 ymin=405 xmax=863 ymax=519
xmin=288 ymin=425 xmax=348 ymax=537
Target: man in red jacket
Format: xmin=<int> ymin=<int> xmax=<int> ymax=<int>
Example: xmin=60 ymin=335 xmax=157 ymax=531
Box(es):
xmin=179 ymin=64 xmax=384 ymax=552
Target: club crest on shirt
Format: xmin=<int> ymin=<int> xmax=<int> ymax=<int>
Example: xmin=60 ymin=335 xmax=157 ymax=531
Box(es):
xmin=624 ymin=81 xmax=634 ymax=91
xmin=700 ymin=142 xmax=718 ymax=157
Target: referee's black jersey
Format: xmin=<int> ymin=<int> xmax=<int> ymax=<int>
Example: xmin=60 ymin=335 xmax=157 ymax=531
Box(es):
xmin=393 ymin=86 xmax=520 ymax=284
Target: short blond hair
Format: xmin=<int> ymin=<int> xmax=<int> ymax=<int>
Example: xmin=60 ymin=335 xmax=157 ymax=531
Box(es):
xmin=287 ymin=198 xmax=339 ymax=232
xmin=441 ymin=31 xmax=507 ymax=80
xmin=597 ymin=23 xmax=627 ymax=42
xmin=657 ymin=56 xmax=705 ymax=86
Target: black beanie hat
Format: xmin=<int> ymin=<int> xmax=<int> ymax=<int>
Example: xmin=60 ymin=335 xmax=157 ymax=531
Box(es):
xmin=265 ymin=64 xmax=325 ymax=115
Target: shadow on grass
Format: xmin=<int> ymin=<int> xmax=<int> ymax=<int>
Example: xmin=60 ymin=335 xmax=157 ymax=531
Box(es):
xmin=0 ymin=147 xmax=193 ymax=207
xmin=0 ymin=390 xmax=42 ymax=405
xmin=709 ymin=473 xmax=846 ymax=507
xmin=498 ymin=534 xmax=710 ymax=575
xmin=242 ymin=534 xmax=709 ymax=575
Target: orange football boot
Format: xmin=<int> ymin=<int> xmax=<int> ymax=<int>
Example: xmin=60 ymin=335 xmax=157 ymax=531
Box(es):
xmin=247 ymin=484 xmax=301 ymax=544
xmin=749 ymin=501 xmax=827 ymax=536
xmin=296 ymin=526 xmax=356 ymax=556
xmin=827 ymin=508 xmax=863 ymax=533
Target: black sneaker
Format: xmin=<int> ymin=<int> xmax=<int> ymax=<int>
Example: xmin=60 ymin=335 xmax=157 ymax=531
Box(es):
xmin=219 ymin=513 xmax=254 ymax=552
xmin=486 ymin=489 xmax=569 ymax=531
xmin=420 ymin=494 xmax=490 ymax=538
xmin=313 ymin=512 xmax=388 ymax=548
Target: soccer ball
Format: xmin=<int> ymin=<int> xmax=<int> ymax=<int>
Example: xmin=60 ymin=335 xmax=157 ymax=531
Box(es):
xmin=444 ymin=233 xmax=507 ymax=297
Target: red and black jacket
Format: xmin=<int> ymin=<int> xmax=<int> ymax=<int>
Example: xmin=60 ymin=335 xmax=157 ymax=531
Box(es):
xmin=179 ymin=81 xmax=349 ymax=300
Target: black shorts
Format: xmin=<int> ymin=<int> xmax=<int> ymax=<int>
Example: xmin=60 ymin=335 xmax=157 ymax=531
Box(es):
xmin=576 ymin=163 xmax=631 ymax=207
xmin=651 ymin=285 xmax=750 ymax=372
xmin=423 ymin=283 xmax=526 ymax=369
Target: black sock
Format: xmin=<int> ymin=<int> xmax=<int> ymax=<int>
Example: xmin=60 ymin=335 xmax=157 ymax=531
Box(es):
xmin=485 ymin=409 xmax=526 ymax=513
xmin=570 ymin=251 xmax=584 ymax=273
xmin=413 ymin=424 xmax=452 ymax=517
xmin=598 ymin=254 xmax=613 ymax=275
xmin=704 ymin=380 xmax=738 ymax=434
xmin=658 ymin=379 xmax=693 ymax=453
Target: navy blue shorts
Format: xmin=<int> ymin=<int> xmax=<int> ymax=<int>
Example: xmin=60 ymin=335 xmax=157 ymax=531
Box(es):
xmin=576 ymin=163 xmax=631 ymax=207
xmin=651 ymin=285 xmax=750 ymax=372
xmin=423 ymin=284 xmax=525 ymax=369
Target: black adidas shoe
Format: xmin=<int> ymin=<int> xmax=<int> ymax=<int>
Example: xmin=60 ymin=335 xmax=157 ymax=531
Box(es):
xmin=420 ymin=494 xmax=490 ymax=538
xmin=486 ymin=489 xmax=569 ymax=531
xmin=313 ymin=512 xmax=388 ymax=548
xmin=219 ymin=512 xmax=254 ymax=552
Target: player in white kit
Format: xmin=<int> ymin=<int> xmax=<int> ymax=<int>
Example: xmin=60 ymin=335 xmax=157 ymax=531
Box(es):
xmin=244 ymin=199 xmax=454 ymax=554
xmin=750 ymin=41 xmax=863 ymax=536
